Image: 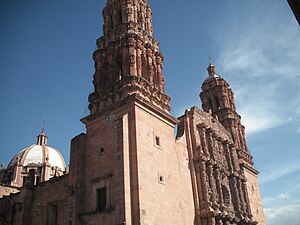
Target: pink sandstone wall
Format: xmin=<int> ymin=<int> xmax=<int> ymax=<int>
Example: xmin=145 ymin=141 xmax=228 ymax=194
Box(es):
xmin=134 ymin=103 xmax=195 ymax=225
xmin=244 ymin=168 xmax=266 ymax=225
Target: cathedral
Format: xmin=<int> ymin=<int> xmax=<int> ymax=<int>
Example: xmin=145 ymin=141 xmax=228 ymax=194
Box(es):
xmin=0 ymin=1 xmax=266 ymax=225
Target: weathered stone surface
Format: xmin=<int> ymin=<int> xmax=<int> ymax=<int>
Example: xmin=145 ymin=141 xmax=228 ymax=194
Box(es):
xmin=199 ymin=64 xmax=266 ymax=225
xmin=0 ymin=1 xmax=266 ymax=225
xmin=0 ymin=185 xmax=19 ymax=198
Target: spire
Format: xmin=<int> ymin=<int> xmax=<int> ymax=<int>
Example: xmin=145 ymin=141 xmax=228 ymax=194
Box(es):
xmin=88 ymin=0 xmax=170 ymax=114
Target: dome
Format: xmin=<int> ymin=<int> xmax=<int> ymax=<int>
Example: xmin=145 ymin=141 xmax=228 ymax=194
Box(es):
xmin=204 ymin=74 xmax=220 ymax=82
xmin=2 ymin=129 xmax=67 ymax=188
xmin=203 ymin=62 xmax=220 ymax=83
xmin=8 ymin=145 xmax=66 ymax=171
xmin=8 ymin=130 xmax=66 ymax=172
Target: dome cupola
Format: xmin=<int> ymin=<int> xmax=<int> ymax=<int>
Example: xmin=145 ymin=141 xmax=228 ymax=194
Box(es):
xmin=204 ymin=61 xmax=220 ymax=83
xmin=2 ymin=130 xmax=66 ymax=188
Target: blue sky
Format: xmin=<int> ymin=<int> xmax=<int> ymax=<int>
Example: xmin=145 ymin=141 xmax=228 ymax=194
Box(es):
xmin=0 ymin=1 xmax=299 ymax=224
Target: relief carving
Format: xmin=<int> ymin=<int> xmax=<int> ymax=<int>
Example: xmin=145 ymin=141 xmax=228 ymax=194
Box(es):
xmin=129 ymin=54 xmax=135 ymax=66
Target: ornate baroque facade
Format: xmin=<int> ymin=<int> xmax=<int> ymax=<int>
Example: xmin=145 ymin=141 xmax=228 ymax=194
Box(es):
xmin=0 ymin=1 xmax=266 ymax=225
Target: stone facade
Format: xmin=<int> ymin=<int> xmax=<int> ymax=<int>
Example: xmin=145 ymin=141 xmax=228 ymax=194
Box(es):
xmin=0 ymin=1 xmax=266 ymax=225
xmin=200 ymin=64 xmax=266 ymax=225
xmin=0 ymin=185 xmax=19 ymax=199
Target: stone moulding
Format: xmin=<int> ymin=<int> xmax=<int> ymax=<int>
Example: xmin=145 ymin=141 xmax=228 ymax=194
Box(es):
xmin=88 ymin=75 xmax=171 ymax=114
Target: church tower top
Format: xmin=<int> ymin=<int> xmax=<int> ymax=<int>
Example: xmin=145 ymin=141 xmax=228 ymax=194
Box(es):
xmin=36 ymin=128 xmax=48 ymax=146
xmin=88 ymin=0 xmax=170 ymax=114
xmin=200 ymin=63 xmax=254 ymax=166
xmin=207 ymin=63 xmax=217 ymax=76
xmin=204 ymin=62 xmax=220 ymax=83
xmin=102 ymin=0 xmax=153 ymax=39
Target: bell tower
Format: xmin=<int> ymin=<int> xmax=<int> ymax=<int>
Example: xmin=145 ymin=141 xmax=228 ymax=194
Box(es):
xmin=69 ymin=1 xmax=195 ymax=225
xmin=200 ymin=62 xmax=266 ymax=225
xmin=88 ymin=0 xmax=170 ymax=114
xmin=200 ymin=63 xmax=253 ymax=165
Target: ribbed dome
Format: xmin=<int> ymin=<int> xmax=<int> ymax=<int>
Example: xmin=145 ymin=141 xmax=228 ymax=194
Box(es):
xmin=8 ymin=130 xmax=66 ymax=172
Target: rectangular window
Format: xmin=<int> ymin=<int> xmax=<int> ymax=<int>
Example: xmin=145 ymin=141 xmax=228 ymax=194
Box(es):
xmin=155 ymin=136 xmax=160 ymax=146
xmin=97 ymin=187 xmax=106 ymax=211
xmin=154 ymin=135 xmax=162 ymax=149
xmin=158 ymin=173 xmax=165 ymax=185
xmin=47 ymin=201 xmax=58 ymax=225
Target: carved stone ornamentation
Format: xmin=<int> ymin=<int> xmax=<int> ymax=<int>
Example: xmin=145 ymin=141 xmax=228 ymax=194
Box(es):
xmin=129 ymin=54 xmax=135 ymax=66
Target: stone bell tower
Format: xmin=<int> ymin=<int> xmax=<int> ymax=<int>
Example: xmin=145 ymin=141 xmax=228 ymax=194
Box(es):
xmin=69 ymin=1 xmax=195 ymax=224
xmin=200 ymin=63 xmax=266 ymax=225
xmin=88 ymin=0 xmax=170 ymax=114
xmin=200 ymin=63 xmax=251 ymax=163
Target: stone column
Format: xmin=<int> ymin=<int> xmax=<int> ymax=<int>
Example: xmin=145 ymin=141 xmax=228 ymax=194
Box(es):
xmin=200 ymin=127 xmax=209 ymax=156
xmin=146 ymin=48 xmax=154 ymax=84
xmin=242 ymin=179 xmax=252 ymax=218
xmin=229 ymin=175 xmax=241 ymax=213
xmin=237 ymin=178 xmax=246 ymax=213
xmin=223 ymin=142 xmax=233 ymax=173
xmin=207 ymin=163 xmax=217 ymax=206
xmin=206 ymin=129 xmax=216 ymax=161
xmin=201 ymin=160 xmax=211 ymax=210
xmin=128 ymin=38 xmax=137 ymax=76
xmin=136 ymin=40 xmax=142 ymax=77
xmin=229 ymin=144 xmax=239 ymax=172
xmin=214 ymin=167 xmax=223 ymax=206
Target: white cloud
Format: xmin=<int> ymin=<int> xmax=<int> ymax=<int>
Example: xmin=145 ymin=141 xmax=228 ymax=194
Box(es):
xmin=260 ymin=164 xmax=300 ymax=184
xmin=210 ymin=1 xmax=300 ymax=135
xmin=297 ymin=127 xmax=300 ymax=134
xmin=265 ymin=204 xmax=300 ymax=225
xmin=263 ymin=192 xmax=289 ymax=204
xmin=216 ymin=2 xmax=300 ymax=80
xmin=241 ymin=112 xmax=279 ymax=135
xmin=232 ymin=81 xmax=283 ymax=134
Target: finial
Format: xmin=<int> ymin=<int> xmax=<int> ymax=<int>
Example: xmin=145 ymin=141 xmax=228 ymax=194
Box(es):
xmin=42 ymin=119 xmax=46 ymax=134
xmin=207 ymin=55 xmax=212 ymax=65
xmin=206 ymin=55 xmax=217 ymax=76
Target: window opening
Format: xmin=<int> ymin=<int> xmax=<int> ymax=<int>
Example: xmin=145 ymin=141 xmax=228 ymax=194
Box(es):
xmin=100 ymin=148 xmax=105 ymax=154
xmin=155 ymin=136 xmax=160 ymax=147
xmin=47 ymin=201 xmax=58 ymax=225
xmin=158 ymin=174 xmax=165 ymax=184
xmin=97 ymin=187 xmax=107 ymax=211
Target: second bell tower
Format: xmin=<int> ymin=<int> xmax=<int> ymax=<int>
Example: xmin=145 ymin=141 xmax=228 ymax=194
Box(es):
xmin=200 ymin=63 xmax=253 ymax=165
xmin=200 ymin=63 xmax=266 ymax=225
